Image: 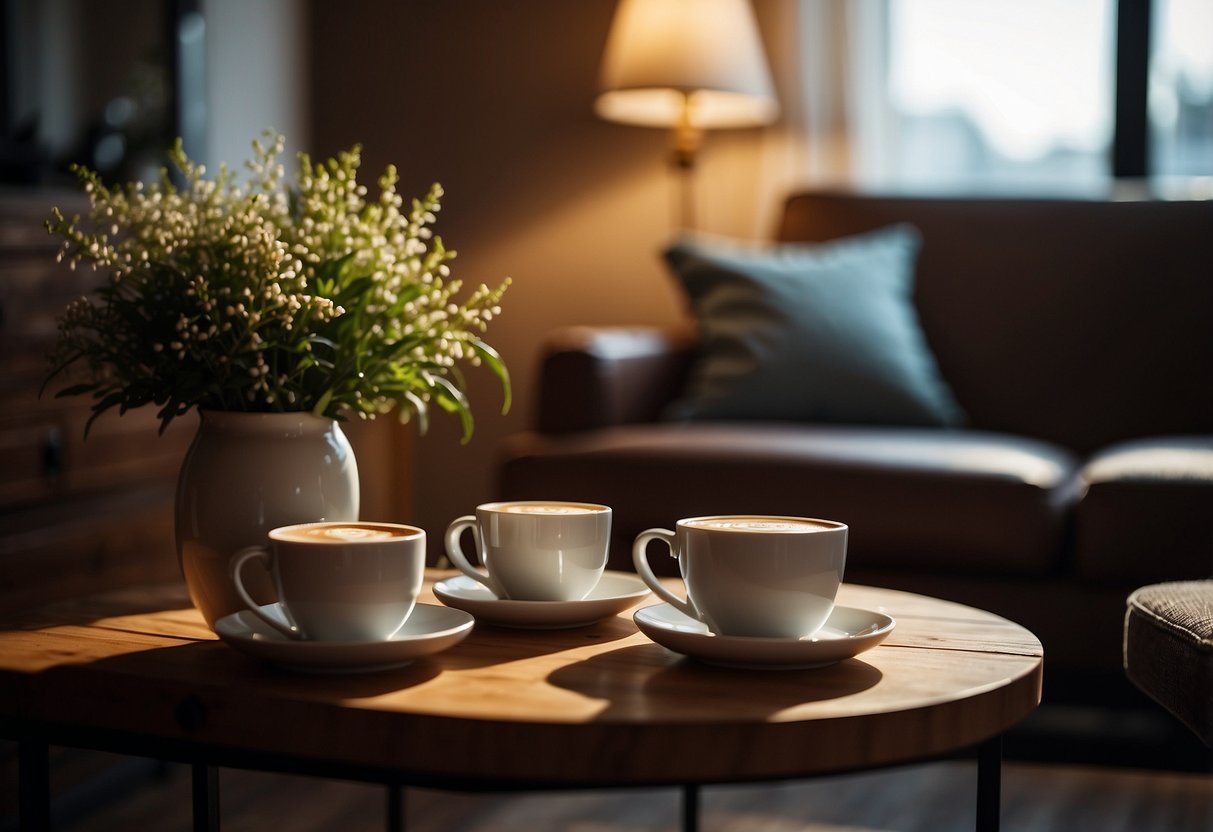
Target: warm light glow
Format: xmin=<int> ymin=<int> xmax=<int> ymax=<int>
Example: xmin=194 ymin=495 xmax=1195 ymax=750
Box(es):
xmin=596 ymin=0 xmax=778 ymax=130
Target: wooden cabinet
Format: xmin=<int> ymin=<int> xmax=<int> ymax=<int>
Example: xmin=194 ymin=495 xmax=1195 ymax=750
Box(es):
xmin=0 ymin=192 xmax=194 ymax=614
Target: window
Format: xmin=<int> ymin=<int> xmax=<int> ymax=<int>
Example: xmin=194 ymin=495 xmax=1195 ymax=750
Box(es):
xmin=866 ymin=0 xmax=1211 ymax=189
xmin=1150 ymin=0 xmax=1213 ymax=178
xmin=885 ymin=0 xmax=1115 ymax=188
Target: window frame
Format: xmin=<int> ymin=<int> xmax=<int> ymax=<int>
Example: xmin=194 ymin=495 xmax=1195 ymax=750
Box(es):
xmin=1113 ymin=0 xmax=1152 ymax=177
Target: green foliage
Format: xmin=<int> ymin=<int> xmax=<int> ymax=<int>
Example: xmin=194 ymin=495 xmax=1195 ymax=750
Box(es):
xmin=44 ymin=132 xmax=510 ymax=440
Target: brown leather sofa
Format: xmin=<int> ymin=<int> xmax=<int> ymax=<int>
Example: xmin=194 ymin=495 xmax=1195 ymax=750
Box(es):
xmin=497 ymin=190 xmax=1213 ymax=715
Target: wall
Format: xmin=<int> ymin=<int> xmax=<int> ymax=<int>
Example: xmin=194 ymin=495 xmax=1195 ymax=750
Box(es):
xmin=204 ymin=0 xmax=311 ymax=170
xmin=308 ymin=0 xmax=787 ymax=557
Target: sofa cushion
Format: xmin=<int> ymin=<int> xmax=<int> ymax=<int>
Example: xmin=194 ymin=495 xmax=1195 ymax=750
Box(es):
xmin=662 ymin=225 xmax=965 ymax=428
xmin=778 ymin=192 xmax=1213 ymax=454
xmin=1075 ymin=438 xmax=1213 ymax=584
xmin=498 ymin=423 xmax=1078 ymax=577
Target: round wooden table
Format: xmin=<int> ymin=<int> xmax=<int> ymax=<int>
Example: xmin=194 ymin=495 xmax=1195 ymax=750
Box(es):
xmin=1 ymin=572 xmax=1043 ymax=831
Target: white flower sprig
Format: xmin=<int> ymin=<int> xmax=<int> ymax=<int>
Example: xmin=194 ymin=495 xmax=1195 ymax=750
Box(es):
xmin=44 ymin=131 xmax=510 ymax=439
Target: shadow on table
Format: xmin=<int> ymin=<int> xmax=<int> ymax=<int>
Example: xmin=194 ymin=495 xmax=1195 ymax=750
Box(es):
xmin=438 ymin=613 xmax=642 ymax=670
xmin=40 ymin=637 xmax=444 ymax=702
xmin=546 ymin=642 xmax=883 ymax=721
xmin=0 ymin=583 xmax=201 ymax=633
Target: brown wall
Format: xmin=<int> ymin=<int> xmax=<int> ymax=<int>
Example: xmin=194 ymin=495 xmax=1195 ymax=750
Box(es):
xmin=309 ymin=0 xmax=782 ymax=556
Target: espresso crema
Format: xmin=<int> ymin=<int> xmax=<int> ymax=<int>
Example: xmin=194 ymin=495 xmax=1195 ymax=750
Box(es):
xmin=684 ymin=517 xmax=837 ymax=533
xmin=275 ymin=522 xmax=417 ymax=543
xmin=496 ymin=502 xmax=604 ymax=515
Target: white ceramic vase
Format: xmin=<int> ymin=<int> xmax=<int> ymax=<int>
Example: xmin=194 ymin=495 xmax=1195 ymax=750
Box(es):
xmin=175 ymin=410 xmax=360 ymax=629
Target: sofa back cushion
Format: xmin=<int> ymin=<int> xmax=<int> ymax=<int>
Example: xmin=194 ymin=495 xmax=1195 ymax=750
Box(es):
xmin=663 ymin=225 xmax=966 ymax=428
xmin=779 ymin=192 xmax=1213 ymax=454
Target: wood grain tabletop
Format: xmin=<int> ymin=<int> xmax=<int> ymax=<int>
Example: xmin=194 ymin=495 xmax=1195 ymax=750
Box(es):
xmin=0 ymin=571 xmax=1043 ymax=787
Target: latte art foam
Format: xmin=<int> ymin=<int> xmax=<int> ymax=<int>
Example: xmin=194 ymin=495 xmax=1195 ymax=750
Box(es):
xmin=311 ymin=526 xmax=397 ymax=541
xmin=685 ymin=517 xmax=835 ymax=533
xmin=276 ymin=523 xmax=415 ymax=543
xmin=499 ymin=502 xmax=601 ymax=515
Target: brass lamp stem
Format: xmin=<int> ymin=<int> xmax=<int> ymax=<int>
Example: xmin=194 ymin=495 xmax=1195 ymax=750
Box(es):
xmin=671 ymin=92 xmax=702 ymax=170
xmin=671 ymin=92 xmax=701 ymax=231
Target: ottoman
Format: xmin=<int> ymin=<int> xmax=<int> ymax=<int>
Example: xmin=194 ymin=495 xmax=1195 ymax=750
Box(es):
xmin=1123 ymin=580 xmax=1213 ymax=746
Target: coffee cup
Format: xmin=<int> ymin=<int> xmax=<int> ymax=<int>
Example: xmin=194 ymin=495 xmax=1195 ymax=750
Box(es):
xmin=444 ymin=501 xmax=611 ymax=601
xmin=231 ymin=521 xmax=426 ymax=642
xmin=633 ymin=515 xmax=847 ymax=639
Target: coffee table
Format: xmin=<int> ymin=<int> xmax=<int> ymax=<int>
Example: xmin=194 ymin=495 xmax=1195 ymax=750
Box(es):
xmin=0 ymin=571 xmax=1042 ymax=831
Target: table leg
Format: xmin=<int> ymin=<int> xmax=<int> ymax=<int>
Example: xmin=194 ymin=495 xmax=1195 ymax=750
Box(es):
xmin=681 ymin=784 xmax=700 ymax=832
xmin=192 ymin=763 xmax=220 ymax=832
xmin=387 ymin=785 xmax=406 ymax=832
xmin=18 ymin=739 xmax=51 ymax=832
xmin=975 ymin=734 xmax=1002 ymax=832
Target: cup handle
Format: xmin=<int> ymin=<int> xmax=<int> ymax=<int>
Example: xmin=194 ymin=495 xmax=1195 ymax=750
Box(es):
xmin=444 ymin=515 xmax=496 ymax=594
xmin=230 ymin=545 xmax=304 ymax=640
xmin=632 ymin=528 xmax=697 ymax=620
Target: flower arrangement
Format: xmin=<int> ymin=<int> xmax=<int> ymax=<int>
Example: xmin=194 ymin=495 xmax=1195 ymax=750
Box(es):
xmin=44 ymin=132 xmax=510 ymax=440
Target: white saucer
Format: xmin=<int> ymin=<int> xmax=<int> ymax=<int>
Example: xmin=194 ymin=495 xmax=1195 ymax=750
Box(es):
xmin=633 ymin=603 xmax=895 ymax=670
xmin=214 ymin=602 xmax=474 ymax=673
xmin=433 ymin=571 xmax=651 ymax=629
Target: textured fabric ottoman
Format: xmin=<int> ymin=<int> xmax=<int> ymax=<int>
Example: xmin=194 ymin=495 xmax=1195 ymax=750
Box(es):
xmin=1123 ymin=581 xmax=1213 ymax=746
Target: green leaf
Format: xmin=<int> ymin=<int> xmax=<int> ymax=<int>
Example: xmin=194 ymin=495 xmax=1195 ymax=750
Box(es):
xmin=471 ymin=340 xmax=512 ymax=415
xmin=425 ymin=373 xmax=473 ymax=443
xmin=83 ymin=391 xmax=126 ymax=437
xmin=333 ymin=275 xmax=375 ymax=307
xmin=402 ymin=390 xmax=428 ymax=434
xmin=52 ymin=382 xmax=99 ymax=399
xmin=312 ymin=387 xmax=335 ymax=418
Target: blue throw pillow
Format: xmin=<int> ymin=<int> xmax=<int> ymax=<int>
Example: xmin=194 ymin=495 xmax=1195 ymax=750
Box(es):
xmin=663 ymin=224 xmax=965 ymax=427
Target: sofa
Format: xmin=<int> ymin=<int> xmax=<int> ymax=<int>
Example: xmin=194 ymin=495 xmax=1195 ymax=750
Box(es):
xmin=496 ymin=190 xmax=1213 ymax=712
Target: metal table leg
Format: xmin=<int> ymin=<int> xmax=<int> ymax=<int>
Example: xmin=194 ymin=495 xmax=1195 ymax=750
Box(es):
xmin=192 ymin=763 xmax=220 ymax=832
xmin=681 ymin=783 xmax=700 ymax=832
xmin=976 ymin=734 xmax=1002 ymax=832
xmin=387 ymin=785 xmax=406 ymax=832
xmin=19 ymin=739 xmax=51 ymax=832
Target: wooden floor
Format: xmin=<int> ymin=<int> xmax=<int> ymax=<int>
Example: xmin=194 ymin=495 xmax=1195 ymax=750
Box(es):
xmin=39 ymin=757 xmax=1213 ymax=832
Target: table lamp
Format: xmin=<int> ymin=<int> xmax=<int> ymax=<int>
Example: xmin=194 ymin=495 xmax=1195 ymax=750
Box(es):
xmin=595 ymin=0 xmax=778 ymax=228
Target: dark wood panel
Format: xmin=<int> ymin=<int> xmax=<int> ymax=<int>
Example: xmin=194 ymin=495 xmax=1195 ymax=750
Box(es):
xmin=0 ymin=192 xmax=189 ymax=616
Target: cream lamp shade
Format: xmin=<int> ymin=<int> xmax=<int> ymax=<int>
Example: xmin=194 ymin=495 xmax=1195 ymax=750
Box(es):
xmin=596 ymin=0 xmax=778 ymax=163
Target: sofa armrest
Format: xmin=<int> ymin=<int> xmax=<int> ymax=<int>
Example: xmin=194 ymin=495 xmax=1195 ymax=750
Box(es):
xmin=536 ymin=325 xmax=696 ymax=434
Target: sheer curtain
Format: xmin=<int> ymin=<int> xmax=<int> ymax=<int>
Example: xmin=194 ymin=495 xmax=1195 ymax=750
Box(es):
xmin=753 ymin=0 xmax=887 ymax=233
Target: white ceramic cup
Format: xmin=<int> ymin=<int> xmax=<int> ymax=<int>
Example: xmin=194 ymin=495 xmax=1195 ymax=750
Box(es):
xmin=633 ymin=515 xmax=847 ymax=639
xmin=444 ymin=501 xmax=612 ymax=601
xmin=230 ymin=521 xmax=426 ymax=642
